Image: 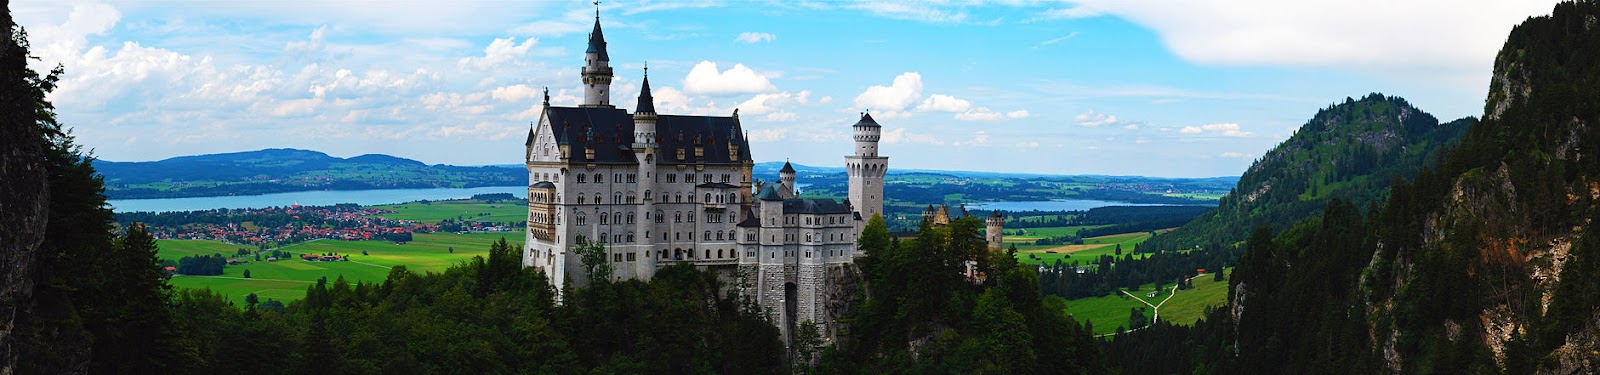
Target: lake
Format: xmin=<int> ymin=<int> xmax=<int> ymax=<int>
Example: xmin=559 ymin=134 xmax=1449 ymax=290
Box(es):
xmin=965 ymin=199 xmax=1189 ymax=212
xmin=109 ymin=186 xmax=527 ymax=213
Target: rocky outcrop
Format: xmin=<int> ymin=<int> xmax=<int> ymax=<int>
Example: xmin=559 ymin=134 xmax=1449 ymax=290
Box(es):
xmin=1540 ymin=311 xmax=1600 ymax=375
xmin=0 ymin=7 xmax=50 ymax=375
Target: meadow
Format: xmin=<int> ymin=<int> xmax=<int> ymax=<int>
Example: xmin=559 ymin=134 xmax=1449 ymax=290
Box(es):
xmin=372 ymin=198 xmax=528 ymax=223
xmin=163 ymin=232 xmax=509 ymax=305
xmin=1012 ymin=230 xmax=1162 ymax=266
xmin=157 ymin=239 xmax=253 ymax=261
xmin=1058 ymin=268 xmax=1232 ymax=335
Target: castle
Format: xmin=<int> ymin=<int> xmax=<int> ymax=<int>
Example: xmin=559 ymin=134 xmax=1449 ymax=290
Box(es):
xmin=521 ymin=12 xmax=885 ymax=340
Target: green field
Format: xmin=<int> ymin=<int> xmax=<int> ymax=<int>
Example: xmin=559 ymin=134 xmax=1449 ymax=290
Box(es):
xmin=1058 ymin=268 xmax=1233 ymax=335
xmin=372 ymin=199 xmax=528 ymax=223
xmin=157 ymin=239 xmax=253 ymax=261
xmin=165 ymin=232 xmax=511 ymax=305
xmin=1013 ymin=231 xmax=1161 ymax=266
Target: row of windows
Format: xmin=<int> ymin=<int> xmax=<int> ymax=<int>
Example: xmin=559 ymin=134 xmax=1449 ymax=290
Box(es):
xmin=596 ymin=248 xmax=740 ymax=263
xmin=565 ymin=191 xmax=741 ymax=206
xmin=574 ymin=173 xmax=638 ymax=184
xmin=663 ymin=173 xmax=734 ymax=184
xmin=576 ymin=210 xmax=739 ymax=225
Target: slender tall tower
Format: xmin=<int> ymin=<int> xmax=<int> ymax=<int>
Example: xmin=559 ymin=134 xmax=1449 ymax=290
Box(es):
xmin=581 ymin=11 xmax=613 ymax=108
xmin=846 ymin=113 xmax=887 ymax=234
xmin=631 ymin=69 xmax=658 ymax=279
xmin=779 ymin=161 xmax=797 ymax=197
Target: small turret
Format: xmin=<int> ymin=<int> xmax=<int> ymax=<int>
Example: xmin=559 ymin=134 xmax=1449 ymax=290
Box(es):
xmin=632 ymin=68 xmax=657 ymax=150
xmin=780 ymin=161 xmax=796 ymax=197
xmin=986 ymin=211 xmax=1005 ymax=250
xmin=581 ymin=11 xmax=614 ymax=107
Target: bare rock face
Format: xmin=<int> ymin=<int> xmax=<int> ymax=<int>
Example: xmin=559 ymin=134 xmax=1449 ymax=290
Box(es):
xmin=1540 ymin=311 xmax=1600 ymax=375
xmin=1 ymin=9 xmax=50 ymax=375
xmin=825 ymin=264 xmax=863 ymax=341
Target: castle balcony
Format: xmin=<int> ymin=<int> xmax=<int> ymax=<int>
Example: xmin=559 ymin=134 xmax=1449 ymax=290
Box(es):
xmin=702 ymin=202 xmax=727 ymax=210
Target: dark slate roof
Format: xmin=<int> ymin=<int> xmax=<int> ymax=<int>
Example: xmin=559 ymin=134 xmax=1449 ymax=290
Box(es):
xmin=755 ymin=184 xmax=783 ymax=201
xmin=636 ymin=74 xmax=655 ymax=114
xmin=780 ymin=161 xmax=795 ymax=173
xmin=525 ymin=127 xmax=535 ymax=146
xmin=783 ymin=198 xmax=851 ymax=215
xmin=696 ymin=182 xmax=739 ymax=189
xmin=586 ymin=18 xmax=609 ymax=61
xmin=531 ymin=181 xmax=555 ymax=188
xmin=853 ymin=112 xmax=881 ymax=128
xmin=544 ymin=106 xmax=749 ymax=165
xmin=737 ymin=207 xmax=761 ymax=227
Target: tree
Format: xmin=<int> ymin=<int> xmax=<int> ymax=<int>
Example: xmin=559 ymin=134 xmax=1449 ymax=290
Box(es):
xmin=573 ymin=235 xmax=611 ymax=285
xmin=242 ymin=269 xmax=251 ymax=278
xmin=792 ymin=321 xmax=823 ymax=370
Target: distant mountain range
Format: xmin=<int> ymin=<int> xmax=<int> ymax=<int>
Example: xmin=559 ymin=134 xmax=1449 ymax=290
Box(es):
xmin=96 ymin=148 xmax=523 ymax=199
xmin=98 ymin=148 xmax=1241 ymax=200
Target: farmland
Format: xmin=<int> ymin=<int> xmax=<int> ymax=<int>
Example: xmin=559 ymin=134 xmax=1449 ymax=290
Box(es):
xmin=163 ymin=232 xmax=509 ymax=305
xmin=1012 ymin=230 xmax=1165 ymax=266
xmin=1058 ymin=268 xmax=1232 ymax=335
xmin=371 ymin=198 xmax=527 ymax=224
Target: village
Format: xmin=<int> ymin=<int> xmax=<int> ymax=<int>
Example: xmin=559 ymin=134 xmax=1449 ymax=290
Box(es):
xmin=117 ymin=203 xmax=518 ymax=248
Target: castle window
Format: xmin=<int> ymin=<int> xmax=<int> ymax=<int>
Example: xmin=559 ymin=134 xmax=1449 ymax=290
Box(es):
xmin=628 ymin=174 xmax=636 ymax=183
xmin=626 ymin=212 xmax=635 ymax=224
xmin=705 ymin=249 xmax=710 ymax=259
xmin=613 ymin=192 xmax=622 ymax=204
xmin=728 ymin=193 xmax=737 ymax=203
xmin=704 ymin=193 xmax=712 ymax=203
xmin=687 ymin=213 xmax=695 ymax=223
xmin=627 ymin=192 xmax=636 ymax=204
xmin=722 ymin=174 xmax=730 ymax=182
xmin=667 ymin=174 xmax=676 ymax=183
xmin=577 ymin=174 xmax=586 ymax=183
xmin=718 ymin=249 xmax=723 ymax=258
xmin=627 ymin=252 xmax=635 ymax=261
xmin=594 ymin=195 xmax=602 ymax=204
xmin=716 ymin=231 xmax=724 ymax=240
xmin=599 ymin=233 xmax=608 ymax=243
xmin=655 ymin=210 xmax=664 ymax=223
xmin=674 ymin=212 xmax=682 ymax=223
xmin=576 ymin=212 xmax=587 ymax=225
xmin=627 ymin=233 xmax=634 ymax=242
xmin=595 ymin=173 xmax=603 ymax=183
xmin=614 ymin=173 xmax=621 ymax=182
xmin=644 ymin=190 xmax=652 ymax=200
xmin=703 ymin=174 xmax=712 ymax=183
xmin=704 ymin=231 xmax=711 ymax=241
xmin=577 ymin=193 xmax=585 ymax=204
xmin=662 ymin=193 xmax=669 ymax=202
xmin=686 ymin=173 xmax=695 ymax=183
xmin=675 ymin=193 xmax=682 ymax=203
xmin=600 ymin=213 xmax=608 ymax=224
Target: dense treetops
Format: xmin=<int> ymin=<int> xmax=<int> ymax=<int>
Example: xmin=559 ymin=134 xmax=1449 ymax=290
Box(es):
xmin=1142 ymin=94 xmax=1470 ymax=253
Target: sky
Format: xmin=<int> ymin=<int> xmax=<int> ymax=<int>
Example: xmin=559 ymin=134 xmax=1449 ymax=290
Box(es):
xmin=11 ymin=0 xmax=1563 ymax=178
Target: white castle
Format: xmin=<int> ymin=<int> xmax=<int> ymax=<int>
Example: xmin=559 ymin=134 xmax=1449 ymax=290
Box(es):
xmin=521 ymin=13 xmax=886 ymax=340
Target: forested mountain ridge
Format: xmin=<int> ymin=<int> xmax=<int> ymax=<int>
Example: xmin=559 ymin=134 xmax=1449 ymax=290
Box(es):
xmin=95 ymin=148 xmax=524 ymax=199
xmin=1142 ymin=3 xmax=1600 ymax=374
xmin=1140 ymin=94 xmax=1470 ymax=252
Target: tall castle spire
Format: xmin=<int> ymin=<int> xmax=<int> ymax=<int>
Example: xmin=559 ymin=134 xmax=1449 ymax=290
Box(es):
xmin=581 ymin=4 xmax=614 ymax=108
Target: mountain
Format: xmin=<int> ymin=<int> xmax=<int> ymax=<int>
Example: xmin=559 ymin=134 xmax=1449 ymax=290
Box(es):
xmin=1139 ymin=94 xmax=1470 ymax=252
xmin=1139 ymin=3 xmax=1600 ymax=373
xmin=95 ymin=148 xmax=524 ymax=199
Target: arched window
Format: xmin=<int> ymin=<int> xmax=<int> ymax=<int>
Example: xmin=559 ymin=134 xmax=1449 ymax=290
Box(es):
xmin=577 ymin=193 xmax=585 ymax=204
xmin=613 ymin=192 xmax=622 ymax=204
xmin=728 ymin=193 xmax=737 ymax=203
xmin=662 ymin=192 xmax=669 ymax=201
xmin=675 ymin=193 xmax=682 ymax=203
xmin=593 ymin=195 xmax=601 ymax=204
xmin=655 ymin=210 xmax=665 ymax=223
xmin=704 ymin=193 xmax=712 ymax=203
xmin=600 ymin=213 xmax=608 ymax=225
xmin=595 ymin=173 xmax=603 ymax=183
xmin=599 ymin=233 xmax=607 ymax=243
xmin=627 ymin=192 xmax=636 ymax=203
xmin=576 ymin=212 xmax=587 ymax=225
xmin=716 ymin=231 xmax=724 ymax=240
xmin=704 ymin=231 xmax=711 ymax=241
xmin=577 ymin=174 xmax=586 ymax=183
xmin=674 ymin=212 xmax=683 ymax=222
xmin=626 ymin=212 xmax=635 ymax=224
xmin=644 ymin=190 xmax=652 ymax=200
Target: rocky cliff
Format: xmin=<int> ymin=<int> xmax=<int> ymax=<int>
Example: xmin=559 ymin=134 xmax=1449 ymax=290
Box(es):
xmin=0 ymin=8 xmax=50 ymax=375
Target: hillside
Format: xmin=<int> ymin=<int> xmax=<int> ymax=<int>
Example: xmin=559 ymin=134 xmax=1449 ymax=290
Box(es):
xmin=1140 ymin=94 xmax=1470 ymax=252
xmin=95 ymin=148 xmax=525 ymax=199
xmin=1138 ymin=3 xmax=1600 ymax=374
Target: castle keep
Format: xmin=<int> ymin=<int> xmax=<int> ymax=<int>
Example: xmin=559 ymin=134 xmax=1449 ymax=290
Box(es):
xmin=521 ymin=13 xmax=886 ymax=340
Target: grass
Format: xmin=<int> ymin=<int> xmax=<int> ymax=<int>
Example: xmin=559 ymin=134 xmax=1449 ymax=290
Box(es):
xmin=1013 ymin=231 xmax=1160 ymax=266
xmin=157 ymin=239 xmax=253 ymax=261
xmin=165 ymin=232 xmax=510 ymax=305
xmin=372 ymin=199 xmax=528 ymax=223
xmin=1056 ymin=268 xmax=1233 ymax=336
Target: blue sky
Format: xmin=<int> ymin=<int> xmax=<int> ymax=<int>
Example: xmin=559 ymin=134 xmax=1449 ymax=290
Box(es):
xmin=13 ymin=0 xmax=1560 ymax=177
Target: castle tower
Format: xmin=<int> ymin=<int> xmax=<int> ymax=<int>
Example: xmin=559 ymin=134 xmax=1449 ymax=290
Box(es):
xmin=845 ymin=113 xmax=887 ymax=235
xmin=986 ymin=211 xmax=1004 ymax=250
xmin=580 ymin=12 xmax=613 ymax=108
xmin=779 ymin=161 xmax=797 ymax=197
xmin=631 ymin=69 xmax=658 ymax=279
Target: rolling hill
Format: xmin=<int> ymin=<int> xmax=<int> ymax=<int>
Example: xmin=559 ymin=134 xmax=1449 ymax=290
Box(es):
xmin=96 ymin=148 xmax=524 ymax=199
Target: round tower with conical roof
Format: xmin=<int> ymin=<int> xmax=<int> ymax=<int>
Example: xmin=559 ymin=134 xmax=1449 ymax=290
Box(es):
xmin=779 ymin=160 xmax=797 ymax=197
xmin=581 ymin=11 xmax=614 ymax=108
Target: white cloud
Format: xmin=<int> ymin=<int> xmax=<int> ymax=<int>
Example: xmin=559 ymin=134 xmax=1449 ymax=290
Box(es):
xmin=1015 ymin=141 xmax=1041 ymax=149
xmin=458 ymin=37 xmax=537 ymax=70
xmin=1074 ymin=110 xmax=1117 ymax=127
xmin=736 ymin=90 xmax=810 ymax=116
xmin=954 ymin=107 xmax=1028 ymax=121
xmin=915 ymin=94 xmax=971 ymax=112
xmin=1031 ymin=32 xmax=1079 ymax=49
xmin=952 ymin=130 xmax=990 ymax=147
xmin=845 ymin=1 xmax=969 ymax=23
xmin=747 ymin=128 xmax=789 ymax=142
xmin=490 ymin=84 xmax=542 ymax=102
xmin=735 ymin=32 xmax=776 ymax=43
xmin=1048 ymin=0 xmax=1559 ymax=86
xmin=1179 ymin=123 xmax=1251 ymax=137
xmin=1219 ymin=151 xmax=1253 ymax=159
xmin=854 ymin=72 xmax=923 ymax=115
xmin=880 ymin=127 xmax=945 ymax=145
xmin=682 ymin=61 xmax=778 ymax=95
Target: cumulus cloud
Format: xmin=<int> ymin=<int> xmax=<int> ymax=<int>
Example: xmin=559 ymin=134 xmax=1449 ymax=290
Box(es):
xmin=854 ymin=72 xmax=923 ymax=115
xmin=735 ymin=32 xmax=776 ymax=43
xmin=1074 ymin=110 xmax=1119 ymax=127
xmin=880 ymin=127 xmax=945 ymax=145
xmin=951 ymin=130 xmax=990 ymax=147
xmin=736 ymin=90 xmax=811 ymax=116
xmin=458 ymin=37 xmax=537 ymax=70
xmin=915 ymin=94 xmax=971 ymax=112
xmin=747 ymin=127 xmax=789 ymax=142
xmin=1179 ymin=123 xmax=1251 ymax=137
xmin=682 ymin=61 xmax=778 ymax=95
